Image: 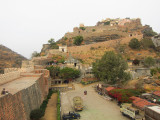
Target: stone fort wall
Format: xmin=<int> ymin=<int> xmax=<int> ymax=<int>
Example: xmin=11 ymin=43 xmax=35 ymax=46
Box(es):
xmin=0 ymin=59 xmax=50 ymax=120
xmin=0 ymin=75 xmax=47 ymax=120
xmin=1 ymin=66 xmax=34 ymax=86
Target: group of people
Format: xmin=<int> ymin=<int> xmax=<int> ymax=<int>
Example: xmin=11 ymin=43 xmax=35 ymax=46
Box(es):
xmin=1 ymin=88 xmax=9 ymax=95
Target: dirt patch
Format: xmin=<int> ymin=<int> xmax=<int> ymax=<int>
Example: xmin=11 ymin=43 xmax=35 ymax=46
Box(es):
xmin=40 ymin=93 xmax=57 ymax=120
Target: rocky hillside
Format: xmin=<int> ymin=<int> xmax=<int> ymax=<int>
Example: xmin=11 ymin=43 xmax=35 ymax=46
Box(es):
xmin=0 ymin=44 xmax=27 ymax=73
xmin=67 ymin=35 xmax=159 ymax=64
xmin=57 ymin=18 xmax=153 ymax=46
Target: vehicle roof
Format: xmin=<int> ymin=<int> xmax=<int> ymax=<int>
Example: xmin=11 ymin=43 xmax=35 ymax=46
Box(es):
xmin=147 ymin=106 xmax=160 ymax=114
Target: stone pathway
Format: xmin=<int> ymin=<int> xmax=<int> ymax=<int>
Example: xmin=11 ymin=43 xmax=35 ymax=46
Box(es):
xmin=40 ymin=93 xmax=57 ymax=120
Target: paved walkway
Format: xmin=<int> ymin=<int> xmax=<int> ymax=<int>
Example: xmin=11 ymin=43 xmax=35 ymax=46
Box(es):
xmin=40 ymin=93 xmax=57 ymax=120
xmin=61 ymin=83 xmax=129 ymax=120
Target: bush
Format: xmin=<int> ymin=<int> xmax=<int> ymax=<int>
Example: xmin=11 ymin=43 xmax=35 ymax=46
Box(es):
xmin=150 ymin=68 xmax=159 ymax=76
xmin=140 ymin=38 xmax=155 ymax=49
xmin=109 ymin=89 xmax=142 ymax=103
xmin=30 ymin=109 xmax=44 ymax=120
xmin=79 ymin=27 xmax=86 ymax=30
xmin=92 ymin=29 xmax=96 ymax=32
xmin=144 ymin=56 xmax=155 ymax=67
xmin=73 ymin=36 xmax=83 ymax=46
xmin=57 ymin=91 xmax=61 ymax=120
xmin=129 ymin=38 xmax=141 ymax=49
xmin=143 ymin=30 xmax=157 ymax=37
xmin=30 ymin=90 xmax=55 ymax=120
xmin=104 ymin=21 xmax=110 ymax=25
xmin=90 ymin=47 xmax=95 ymax=50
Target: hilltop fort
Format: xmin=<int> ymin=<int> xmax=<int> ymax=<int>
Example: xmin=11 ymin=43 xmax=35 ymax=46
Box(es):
xmin=58 ymin=18 xmax=152 ymax=46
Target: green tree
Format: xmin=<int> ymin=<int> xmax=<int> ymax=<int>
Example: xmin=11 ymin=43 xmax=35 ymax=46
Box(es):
xmin=140 ymin=38 xmax=155 ymax=49
xmin=48 ymin=38 xmax=59 ymax=49
xmin=73 ymin=36 xmax=83 ymax=46
xmin=79 ymin=27 xmax=86 ymax=30
xmin=46 ymin=66 xmax=60 ymax=79
xmin=129 ymin=38 xmax=141 ymax=49
xmin=31 ymin=51 xmax=40 ymax=58
xmin=143 ymin=30 xmax=157 ymax=37
xmin=92 ymin=51 xmax=130 ymax=84
xmin=144 ymin=56 xmax=155 ymax=67
xmin=30 ymin=109 xmax=44 ymax=120
xmin=59 ymin=67 xmax=80 ymax=80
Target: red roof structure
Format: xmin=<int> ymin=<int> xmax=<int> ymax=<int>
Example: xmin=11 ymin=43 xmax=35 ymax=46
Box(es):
xmin=153 ymin=91 xmax=160 ymax=97
xmin=105 ymin=87 xmax=115 ymax=92
xmin=130 ymin=96 xmax=156 ymax=110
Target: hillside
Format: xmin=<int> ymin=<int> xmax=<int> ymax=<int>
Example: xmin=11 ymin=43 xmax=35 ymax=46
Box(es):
xmin=67 ymin=35 xmax=159 ymax=64
xmin=0 ymin=44 xmax=27 ymax=73
xmin=57 ymin=18 xmax=153 ymax=46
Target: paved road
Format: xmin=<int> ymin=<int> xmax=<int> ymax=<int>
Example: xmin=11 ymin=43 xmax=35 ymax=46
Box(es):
xmin=61 ymin=83 xmax=129 ymax=120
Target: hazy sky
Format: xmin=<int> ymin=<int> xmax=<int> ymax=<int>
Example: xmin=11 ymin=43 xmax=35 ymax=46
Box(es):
xmin=0 ymin=0 xmax=160 ymax=59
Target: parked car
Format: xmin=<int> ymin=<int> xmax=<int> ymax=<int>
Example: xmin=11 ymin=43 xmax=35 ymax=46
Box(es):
xmin=62 ymin=111 xmax=80 ymax=120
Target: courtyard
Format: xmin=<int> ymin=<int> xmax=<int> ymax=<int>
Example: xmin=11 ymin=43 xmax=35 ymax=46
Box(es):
xmin=61 ymin=83 xmax=129 ymax=120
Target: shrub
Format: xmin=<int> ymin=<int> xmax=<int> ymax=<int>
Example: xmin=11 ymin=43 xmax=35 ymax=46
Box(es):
xmin=143 ymin=30 xmax=157 ymax=37
xmin=140 ymin=38 xmax=155 ymax=49
xmin=90 ymin=47 xmax=95 ymax=50
xmin=92 ymin=29 xmax=96 ymax=32
xmin=30 ymin=109 xmax=44 ymax=120
xmin=64 ymin=37 xmax=68 ymax=40
xmin=57 ymin=91 xmax=61 ymax=120
xmin=104 ymin=21 xmax=110 ymax=25
xmin=144 ymin=57 xmax=155 ymax=67
xmin=129 ymin=38 xmax=141 ymax=49
xmin=150 ymin=68 xmax=158 ymax=76
xmin=73 ymin=36 xmax=83 ymax=46
xmin=79 ymin=27 xmax=86 ymax=30
xmin=109 ymin=89 xmax=142 ymax=103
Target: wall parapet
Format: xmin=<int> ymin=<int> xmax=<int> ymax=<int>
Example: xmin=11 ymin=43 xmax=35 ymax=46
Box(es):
xmin=1 ymin=67 xmax=34 ymax=86
xmin=0 ymin=71 xmax=21 ymax=86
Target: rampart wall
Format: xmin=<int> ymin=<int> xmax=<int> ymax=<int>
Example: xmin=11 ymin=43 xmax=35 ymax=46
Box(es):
xmin=0 ymin=58 xmax=50 ymax=120
xmin=1 ymin=67 xmax=34 ymax=86
xmin=0 ymin=74 xmax=47 ymax=120
xmin=0 ymin=71 xmax=21 ymax=85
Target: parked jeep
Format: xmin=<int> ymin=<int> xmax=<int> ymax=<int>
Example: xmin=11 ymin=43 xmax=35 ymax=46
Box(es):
xmin=62 ymin=111 xmax=80 ymax=120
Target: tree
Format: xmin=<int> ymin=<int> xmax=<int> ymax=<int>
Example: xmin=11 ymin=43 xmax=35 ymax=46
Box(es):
xmin=129 ymin=38 xmax=141 ymax=49
xmin=73 ymin=36 xmax=83 ymax=46
xmin=30 ymin=109 xmax=44 ymax=120
xmin=140 ymin=38 xmax=155 ymax=49
xmin=92 ymin=51 xmax=130 ymax=84
xmin=48 ymin=38 xmax=59 ymax=49
xmin=143 ymin=30 xmax=157 ymax=37
xmin=46 ymin=66 xmax=60 ymax=79
xmin=59 ymin=67 xmax=80 ymax=80
xmin=144 ymin=56 xmax=155 ymax=67
xmin=31 ymin=51 xmax=40 ymax=58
